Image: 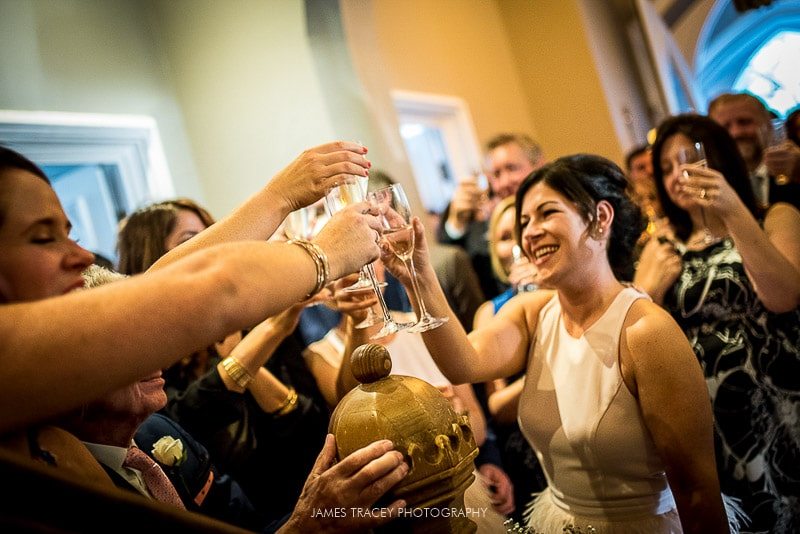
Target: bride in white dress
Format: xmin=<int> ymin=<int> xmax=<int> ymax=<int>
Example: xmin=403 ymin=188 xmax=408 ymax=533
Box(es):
xmin=382 ymin=155 xmax=733 ymax=533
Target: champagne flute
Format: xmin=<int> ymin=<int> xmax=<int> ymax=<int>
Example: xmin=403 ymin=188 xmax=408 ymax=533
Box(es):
xmin=676 ymin=141 xmax=715 ymax=245
xmin=324 ymin=176 xmax=380 ymax=293
xmin=369 ymin=184 xmax=448 ymax=333
xmin=325 ymin=177 xmax=403 ymax=338
xmin=283 ymin=200 xmax=329 ymax=242
xmin=768 ymin=118 xmax=790 ymax=186
xmin=283 ymin=201 xmax=330 ymax=306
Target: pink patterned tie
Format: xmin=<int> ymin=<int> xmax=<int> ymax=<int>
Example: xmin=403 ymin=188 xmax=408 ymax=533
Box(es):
xmin=123 ymin=445 xmax=186 ymax=509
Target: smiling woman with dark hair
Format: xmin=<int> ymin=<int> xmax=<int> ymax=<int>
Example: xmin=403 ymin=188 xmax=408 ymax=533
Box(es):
xmin=382 ymin=153 xmax=733 ymax=533
xmin=636 ymin=113 xmax=800 ymax=532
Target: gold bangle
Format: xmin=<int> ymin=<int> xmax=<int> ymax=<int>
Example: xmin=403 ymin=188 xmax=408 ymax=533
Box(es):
xmin=287 ymin=239 xmax=329 ymax=299
xmin=220 ymin=356 xmax=253 ymax=389
xmin=270 ymin=386 xmax=299 ymax=417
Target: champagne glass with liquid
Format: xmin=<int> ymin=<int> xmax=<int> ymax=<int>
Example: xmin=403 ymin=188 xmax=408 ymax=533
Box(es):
xmin=325 ymin=176 xmax=402 ymax=337
xmin=369 ymin=184 xmax=448 ymax=333
xmin=283 ymin=200 xmax=329 ymax=242
xmin=676 ymin=141 xmax=717 ymax=246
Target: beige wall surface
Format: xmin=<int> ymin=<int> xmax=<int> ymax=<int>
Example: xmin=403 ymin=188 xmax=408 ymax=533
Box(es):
xmin=0 ymin=0 xmax=203 ymax=204
xmin=1 ymin=0 xmax=648 ymax=217
xmin=369 ymin=0 xmax=537 ymax=149
xmin=497 ymin=0 xmax=624 ymax=164
xmin=147 ymin=0 xmax=339 ymax=217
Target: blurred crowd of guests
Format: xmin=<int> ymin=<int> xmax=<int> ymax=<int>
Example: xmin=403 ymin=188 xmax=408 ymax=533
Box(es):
xmin=1 ymin=91 xmax=798 ymax=533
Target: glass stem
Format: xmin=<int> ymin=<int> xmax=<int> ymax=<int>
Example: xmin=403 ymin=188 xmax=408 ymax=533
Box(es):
xmin=404 ymin=256 xmax=431 ymax=320
xmin=365 ymin=263 xmax=394 ymax=324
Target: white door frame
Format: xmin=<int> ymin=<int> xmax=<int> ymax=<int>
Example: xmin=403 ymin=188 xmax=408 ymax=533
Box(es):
xmin=392 ymin=90 xmax=483 ymax=177
xmin=0 ymin=110 xmax=174 ymax=213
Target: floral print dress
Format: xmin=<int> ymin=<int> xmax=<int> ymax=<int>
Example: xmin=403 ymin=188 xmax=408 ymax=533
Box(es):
xmin=664 ymin=238 xmax=800 ymax=533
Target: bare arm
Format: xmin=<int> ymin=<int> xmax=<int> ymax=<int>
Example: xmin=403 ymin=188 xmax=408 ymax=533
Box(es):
xmin=734 ymin=202 xmax=800 ymax=311
xmin=381 ymin=218 xmax=542 ymax=384
xmin=216 ymin=303 xmax=305 ymax=392
xmin=150 ymin=141 xmax=370 ymax=272
xmin=623 ymin=300 xmax=729 ymax=534
xmin=487 ymin=377 xmax=525 ymax=425
xmin=0 ymin=206 xmax=382 ymax=434
xmin=685 ymin=166 xmax=800 ymax=312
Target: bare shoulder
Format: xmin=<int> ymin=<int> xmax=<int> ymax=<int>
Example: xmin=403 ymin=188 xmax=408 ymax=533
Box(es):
xmin=622 ymin=298 xmax=696 ymax=372
xmin=764 ymin=202 xmax=800 ymax=232
xmin=472 ymin=290 xmax=555 ymax=348
xmin=496 ymin=289 xmax=556 ymax=330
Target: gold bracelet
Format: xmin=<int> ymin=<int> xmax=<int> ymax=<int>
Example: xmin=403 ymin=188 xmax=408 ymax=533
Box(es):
xmin=269 ymin=386 xmax=299 ymax=417
xmin=287 ymin=239 xmax=329 ymax=299
xmin=220 ymin=356 xmax=254 ymax=389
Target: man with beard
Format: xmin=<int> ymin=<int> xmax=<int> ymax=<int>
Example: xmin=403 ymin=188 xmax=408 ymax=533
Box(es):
xmin=708 ymin=92 xmax=800 ymax=210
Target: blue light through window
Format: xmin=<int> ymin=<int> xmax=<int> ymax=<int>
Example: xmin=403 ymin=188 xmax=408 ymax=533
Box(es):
xmin=733 ymin=30 xmax=800 ymax=117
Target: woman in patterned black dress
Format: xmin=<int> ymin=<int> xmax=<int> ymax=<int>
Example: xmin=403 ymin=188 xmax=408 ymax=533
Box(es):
xmin=636 ymin=114 xmax=800 ymax=533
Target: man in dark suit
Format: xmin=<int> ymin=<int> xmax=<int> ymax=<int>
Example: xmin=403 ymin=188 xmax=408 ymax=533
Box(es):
xmin=436 ymin=133 xmax=544 ymax=299
xmin=57 ymin=365 xmax=407 ymax=533
xmin=709 ymin=92 xmax=800 ymax=210
xmin=54 ymin=267 xmax=408 ymax=533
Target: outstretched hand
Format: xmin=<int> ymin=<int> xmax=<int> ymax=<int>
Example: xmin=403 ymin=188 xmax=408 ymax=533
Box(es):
xmin=379 ymin=217 xmax=432 ymax=285
xmin=284 ymin=434 xmax=408 ymax=533
xmin=316 ymin=203 xmax=383 ymax=281
xmin=331 ymin=274 xmax=378 ymax=323
xmin=266 ymin=141 xmax=371 ymax=213
xmin=677 ymin=164 xmax=741 ymax=219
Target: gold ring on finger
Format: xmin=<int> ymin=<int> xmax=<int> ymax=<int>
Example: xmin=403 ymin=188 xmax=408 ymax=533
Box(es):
xmin=699 ymin=188 xmax=707 ymax=199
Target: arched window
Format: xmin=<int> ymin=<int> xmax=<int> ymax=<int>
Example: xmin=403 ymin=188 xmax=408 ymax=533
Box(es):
xmin=733 ymin=30 xmax=800 ymax=117
xmin=695 ymin=0 xmax=800 ymax=114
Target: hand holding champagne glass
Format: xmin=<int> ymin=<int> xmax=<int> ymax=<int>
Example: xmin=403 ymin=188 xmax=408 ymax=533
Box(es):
xmin=369 ymin=184 xmax=448 ymax=333
xmin=676 ymin=141 xmax=717 ymax=245
xmin=325 ymin=176 xmax=404 ymax=338
xmin=283 ymin=200 xmax=329 ymax=241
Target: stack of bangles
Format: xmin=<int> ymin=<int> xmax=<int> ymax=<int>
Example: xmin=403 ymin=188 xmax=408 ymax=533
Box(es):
xmin=287 ymin=239 xmax=329 ymax=299
xmin=221 ymin=356 xmax=253 ymax=389
xmin=269 ymin=387 xmax=299 ymax=417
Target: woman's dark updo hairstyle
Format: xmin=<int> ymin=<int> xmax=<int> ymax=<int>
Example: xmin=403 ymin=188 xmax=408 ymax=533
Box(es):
xmin=651 ymin=113 xmax=757 ymax=242
xmin=0 ymin=145 xmax=50 ymax=229
xmin=514 ymin=154 xmax=644 ymax=281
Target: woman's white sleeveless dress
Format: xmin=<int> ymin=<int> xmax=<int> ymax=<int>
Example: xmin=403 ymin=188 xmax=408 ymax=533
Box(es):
xmin=518 ymin=288 xmax=683 ymax=533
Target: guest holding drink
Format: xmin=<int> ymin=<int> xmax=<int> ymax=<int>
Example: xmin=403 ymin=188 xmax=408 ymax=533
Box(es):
xmin=635 ymin=114 xmax=800 ymax=533
xmin=383 ymin=154 xmax=733 ymax=533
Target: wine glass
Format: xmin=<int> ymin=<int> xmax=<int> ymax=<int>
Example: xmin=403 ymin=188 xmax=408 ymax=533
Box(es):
xmin=324 ymin=176 xmax=380 ymax=293
xmin=325 ymin=177 xmax=403 ymax=338
xmin=369 ymin=184 xmax=448 ymax=333
xmin=283 ymin=200 xmax=330 ymax=305
xmin=768 ymin=118 xmax=790 ymax=186
xmin=676 ymin=141 xmax=716 ymax=245
xmin=283 ymin=200 xmax=329 ymax=241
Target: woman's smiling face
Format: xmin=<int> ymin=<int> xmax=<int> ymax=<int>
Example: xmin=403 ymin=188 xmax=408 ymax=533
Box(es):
xmin=518 ymin=181 xmax=596 ymax=287
xmin=0 ymin=168 xmax=94 ymax=303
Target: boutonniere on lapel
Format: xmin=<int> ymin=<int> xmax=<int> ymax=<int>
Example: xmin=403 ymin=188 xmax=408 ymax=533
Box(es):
xmin=151 ymin=436 xmax=186 ymax=467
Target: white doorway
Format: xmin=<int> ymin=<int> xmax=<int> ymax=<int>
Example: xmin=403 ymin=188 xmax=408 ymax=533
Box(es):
xmin=0 ymin=110 xmax=174 ymax=265
xmin=392 ymin=90 xmax=482 ymax=214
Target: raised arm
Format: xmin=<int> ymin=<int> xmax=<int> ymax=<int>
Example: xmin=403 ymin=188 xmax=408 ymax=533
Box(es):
xmin=216 ymin=303 xmax=305 ymax=394
xmin=623 ymin=300 xmax=729 ymax=534
xmin=685 ymin=166 xmax=800 ymax=312
xmin=0 ymin=205 xmax=381 ymax=434
xmin=381 ymin=217 xmax=541 ymax=384
xmin=150 ymin=141 xmax=370 ymax=272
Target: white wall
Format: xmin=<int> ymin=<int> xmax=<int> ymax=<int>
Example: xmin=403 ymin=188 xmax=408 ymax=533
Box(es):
xmin=0 ymin=0 xmax=203 ymax=206
xmin=146 ymin=0 xmax=340 ymax=217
